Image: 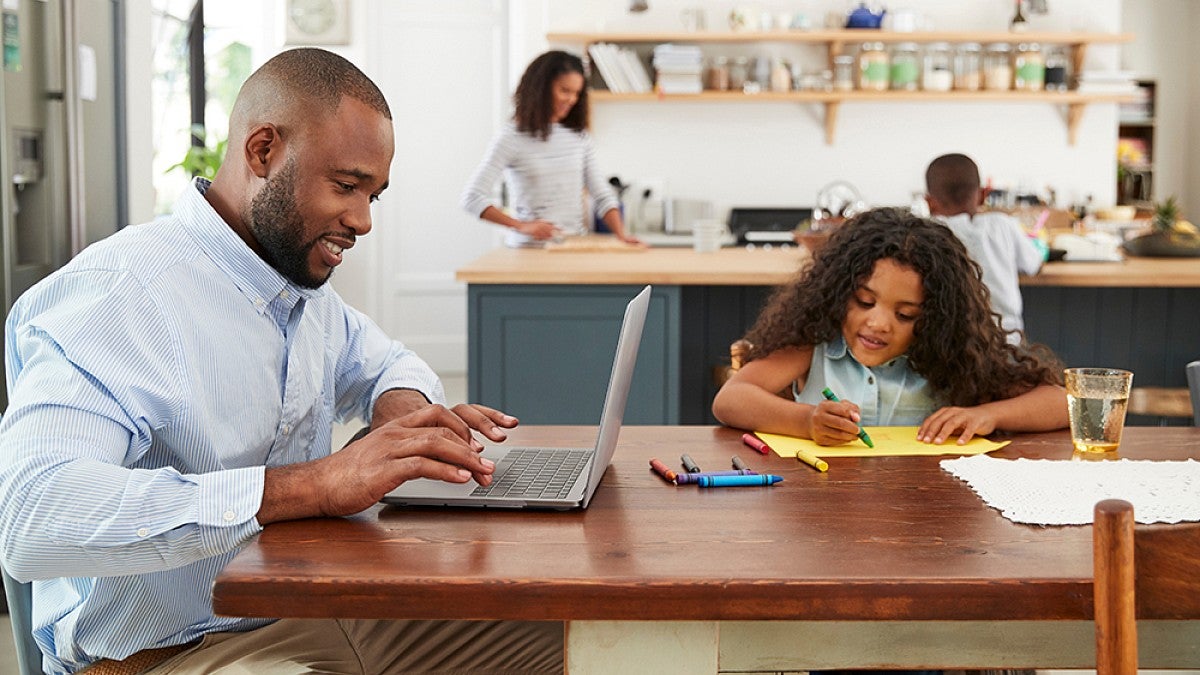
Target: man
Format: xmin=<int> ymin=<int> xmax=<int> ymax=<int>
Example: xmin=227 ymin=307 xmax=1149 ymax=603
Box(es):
xmin=0 ymin=48 xmax=561 ymax=674
xmin=924 ymin=153 xmax=1044 ymax=343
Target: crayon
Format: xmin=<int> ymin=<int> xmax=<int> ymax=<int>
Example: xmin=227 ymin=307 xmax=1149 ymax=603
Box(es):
xmin=680 ymin=454 xmax=702 ymax=473
xmin=820 ymin=387 xmax=875 ymax=448
xmin=794 ymin=449 xmax=829 ymax=473
xmin=648 ymin=458 xmax=677 ymax=484
xmin=696 ymin=474 xmax=783 ymax=487
xmin=741 ymin=433 xmax=771 ymax=455
xmin=731 ymin=455 xmax=749 ymax=471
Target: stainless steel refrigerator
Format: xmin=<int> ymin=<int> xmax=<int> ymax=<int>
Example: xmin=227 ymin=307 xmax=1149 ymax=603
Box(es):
xmin=1 ymin=0 xmax=126 ymax=408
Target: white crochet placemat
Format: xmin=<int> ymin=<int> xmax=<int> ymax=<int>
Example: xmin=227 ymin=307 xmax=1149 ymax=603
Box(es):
xmin=940 ymin=454 xmax=1200 ymax=526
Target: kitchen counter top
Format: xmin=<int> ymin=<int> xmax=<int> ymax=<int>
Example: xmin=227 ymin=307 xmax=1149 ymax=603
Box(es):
xmin=456 ymin=246 xmax=1200 ymax=287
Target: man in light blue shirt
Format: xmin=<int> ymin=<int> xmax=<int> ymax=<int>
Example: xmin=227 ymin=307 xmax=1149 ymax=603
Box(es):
xmin=0 ymin=48 xmax=561 ymax=674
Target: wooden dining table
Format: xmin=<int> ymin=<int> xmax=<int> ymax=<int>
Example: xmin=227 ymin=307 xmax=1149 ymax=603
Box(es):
xmin=212 ymin=426 xmax=1200 ymax=674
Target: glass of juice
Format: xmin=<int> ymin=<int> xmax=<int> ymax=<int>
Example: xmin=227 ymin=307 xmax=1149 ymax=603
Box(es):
xmin=1064 ymin=368 xmax=1133 ymax=453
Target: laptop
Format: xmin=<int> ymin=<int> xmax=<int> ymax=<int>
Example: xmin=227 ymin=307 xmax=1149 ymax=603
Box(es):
xmin=382 ymin=285 xmax=651 ymax=510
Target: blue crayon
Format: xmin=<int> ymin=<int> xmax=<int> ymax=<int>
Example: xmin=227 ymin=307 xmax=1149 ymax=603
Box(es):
xmin=675 ymin=470 xmax=758 ymax=484
xmin=696 ymin=474 xmax=783 ymax=487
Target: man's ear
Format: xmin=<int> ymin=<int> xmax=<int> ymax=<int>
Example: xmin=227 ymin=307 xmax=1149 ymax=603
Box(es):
xmin=243 ymin=124 xmax=279 ymax=179
xmin=976 ymin=188 xmax=987 ymax=207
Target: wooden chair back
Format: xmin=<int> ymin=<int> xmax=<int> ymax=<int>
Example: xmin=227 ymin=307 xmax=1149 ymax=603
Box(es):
xmin=1093 ymin=499 xmax=1200 ymax=675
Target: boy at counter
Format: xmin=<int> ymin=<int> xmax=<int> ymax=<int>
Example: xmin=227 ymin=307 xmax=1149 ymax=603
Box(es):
xmin=925 ymin=153 xmax=1044 ymax=344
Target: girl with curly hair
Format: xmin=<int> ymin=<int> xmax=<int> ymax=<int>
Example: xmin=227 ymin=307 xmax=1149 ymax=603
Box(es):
xmin=461 ymin=50 xmax=640 ymax=247
xmin=712 ymin=207 xmax=1067 ymax=446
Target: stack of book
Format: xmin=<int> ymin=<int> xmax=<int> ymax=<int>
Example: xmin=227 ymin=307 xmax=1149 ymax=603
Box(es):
xmin=1076 ymin=70 xmax=1140 ymax=95
xmin=586 ymin=43 xmax=652 ymax=94
xmin=651 ymin=44 xmax=703 ymax=95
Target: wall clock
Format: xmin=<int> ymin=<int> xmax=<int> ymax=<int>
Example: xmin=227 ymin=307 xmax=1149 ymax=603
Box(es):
xmin=285 ymin=0 xmax=350 ymax=45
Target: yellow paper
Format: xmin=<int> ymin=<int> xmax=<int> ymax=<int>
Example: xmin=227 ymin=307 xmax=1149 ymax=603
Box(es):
xmin=755 ymin=427 xmax=1010 ymax=458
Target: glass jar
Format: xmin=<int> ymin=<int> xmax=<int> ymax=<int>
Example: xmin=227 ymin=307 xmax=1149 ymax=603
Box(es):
xmin=707 ymin=56 xmax=730 ymax=91
xmin=729 ymin=57 xmax=750 ymax=91
xmin=833 ymin=54 xmax=855 ymax=91
xmin=954 ymin=42 xmax=982 ymax=91
xmin=770 ymin=58 xmax=792 ymax=92
xmin=890 ymin=42 xmax=920 ymax=91
xmin=858 ymin=42 xmax=889 ymax=91
xmin=922 ymin=42 xmax=953 ymax=92
xmin=983 ymin=43 xmax=1012 ymax=91
xmin=1013 ymin=43 xmax=1045 ymax=91
xmin=1044 ymin=46 xmax=1069 ymax=91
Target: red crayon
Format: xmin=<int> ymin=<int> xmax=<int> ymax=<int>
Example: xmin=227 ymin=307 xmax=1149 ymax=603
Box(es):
xmin=741 ymin=433 xmax=771 ymax=455
xmin=649 ymin=458 xmax=678 ymax=484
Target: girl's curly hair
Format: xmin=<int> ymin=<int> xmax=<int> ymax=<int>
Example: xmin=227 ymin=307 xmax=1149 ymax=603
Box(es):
xmin=514 ymin=50 xmax=588 ymax=140
xmin=743 ymin=207 xmax=1062 ymax=406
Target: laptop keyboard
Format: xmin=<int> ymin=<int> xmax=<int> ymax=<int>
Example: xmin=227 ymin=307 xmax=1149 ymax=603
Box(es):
xmin=470 ymin=447 xmax=592 ymax=499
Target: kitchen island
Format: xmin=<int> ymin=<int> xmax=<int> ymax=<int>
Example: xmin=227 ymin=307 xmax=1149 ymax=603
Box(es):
xmin=458 ymin=247 xmax=1200 ymax=424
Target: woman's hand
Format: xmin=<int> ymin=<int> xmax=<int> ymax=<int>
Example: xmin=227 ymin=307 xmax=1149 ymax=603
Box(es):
xmin=918 ymin=406 xmax=998 ymax=445
xmin=808 ymin=399 xmax=864 ymax=446
xmin=515 ymin=219 xmax=560 ymax=240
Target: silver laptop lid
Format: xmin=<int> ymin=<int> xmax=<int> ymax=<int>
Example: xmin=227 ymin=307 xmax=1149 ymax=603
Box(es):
xmin=580 ymin=285 xmax=651 ymax=508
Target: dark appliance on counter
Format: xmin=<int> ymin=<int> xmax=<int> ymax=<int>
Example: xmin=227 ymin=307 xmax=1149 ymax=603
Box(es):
xmin=728 ymin=207 xmax=812 ymax=246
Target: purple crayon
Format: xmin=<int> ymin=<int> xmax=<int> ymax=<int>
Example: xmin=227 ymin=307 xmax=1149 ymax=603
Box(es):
xmin=674 ymin=470 xmax=758 ymax=484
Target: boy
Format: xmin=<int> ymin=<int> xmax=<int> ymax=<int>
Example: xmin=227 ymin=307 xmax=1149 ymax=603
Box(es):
xmin=925 ymin=153 xmax=1044 ymax=342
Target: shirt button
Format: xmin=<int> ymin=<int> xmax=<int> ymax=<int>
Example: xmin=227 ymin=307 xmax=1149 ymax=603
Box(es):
xmin=868 ymin=376 xmax=875 ymax=385
xmin=280 ymin=289 xmax=290 ymax=300
xmin=137 ymin=527 xmax=149 ymax=538
xmin=223 ymin=510 xmax=236 ymax=522
xmin=254 ymin=298 xmax=265 ymax=308
xmin=281 ymin=424 xmax=291 ymax=435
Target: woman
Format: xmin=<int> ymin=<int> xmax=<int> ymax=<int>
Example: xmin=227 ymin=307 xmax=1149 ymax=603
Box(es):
xmin=461 ymin=50 xmax=639 ymax=247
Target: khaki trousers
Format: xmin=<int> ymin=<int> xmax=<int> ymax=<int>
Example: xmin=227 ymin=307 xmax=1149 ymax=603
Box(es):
xmin=140 ymin=618 xmax=564 ymax=675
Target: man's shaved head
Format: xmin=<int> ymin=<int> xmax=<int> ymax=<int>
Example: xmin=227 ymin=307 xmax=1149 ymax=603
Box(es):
xmin=227 ymin=48 xmax=391 ymax=148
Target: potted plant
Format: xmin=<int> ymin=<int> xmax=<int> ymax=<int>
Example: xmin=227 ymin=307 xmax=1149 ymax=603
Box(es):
xmin=1122 ymin=196 xmax=1200 ymax=257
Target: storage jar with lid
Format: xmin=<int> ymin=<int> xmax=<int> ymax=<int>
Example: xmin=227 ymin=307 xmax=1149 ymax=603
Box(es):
xmin=922 ymin=42 xmax=952 ymax=92
xmin=707 ymin=56 xmax=730 ymax=91
xmin=770 ymin=58 xmax=792 ymax=92
xmin=1044 ymin=46 xmax=1069 ymax=91
xmin=833 ymin=54 xmax=855 ymax=91
xmin=983 ymin=43 xmax=1012 ymax=91
xmin=1013 ymin=43 xmax=1045 ymax=91
xmin=858 ymin=42 xmax=889 ymax=91
xmin=954 ymin=42 xmax=982 ymax=91
xmin=729 ymin=57 xmax=750 ymax=91
xmin=890 ymin=42 xmax=920 ymax=91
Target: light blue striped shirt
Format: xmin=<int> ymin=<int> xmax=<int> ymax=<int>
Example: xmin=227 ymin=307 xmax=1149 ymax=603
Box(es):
xmin=793 ymin=336 xmax=937 ymax=426
xmin=460 ymin=122 xmax=620 ymax=247
xmin=0 ymin=179 xmax=443 ymax=674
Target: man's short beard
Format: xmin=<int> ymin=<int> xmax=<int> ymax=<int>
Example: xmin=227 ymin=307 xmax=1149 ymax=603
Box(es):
xmin=247 ymin=158 xmax=332 ymax=289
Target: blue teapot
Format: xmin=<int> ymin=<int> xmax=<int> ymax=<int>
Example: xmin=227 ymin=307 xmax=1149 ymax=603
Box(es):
xmin=845 ymin=3 xmax=886 ymax=29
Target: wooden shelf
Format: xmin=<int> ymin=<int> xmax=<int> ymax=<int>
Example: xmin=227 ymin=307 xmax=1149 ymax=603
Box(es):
xmin=550 ymin=29 xmax=1135 ymax=145
xmin=548 ymin=30 xmax=1134 ymax=46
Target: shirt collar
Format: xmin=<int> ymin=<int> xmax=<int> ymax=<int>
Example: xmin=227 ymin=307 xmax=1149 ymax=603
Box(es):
xmin=827 ymin=334 xmax=911 ymax=370
xmin=176 ymin=178 xmax=324 ymax=314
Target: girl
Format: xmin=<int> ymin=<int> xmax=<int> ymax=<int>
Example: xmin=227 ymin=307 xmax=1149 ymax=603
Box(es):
xmin=461 ymin=50 xmax=640 ymax=248
xmin=712 ymin=207 xmax=1067 ymax=446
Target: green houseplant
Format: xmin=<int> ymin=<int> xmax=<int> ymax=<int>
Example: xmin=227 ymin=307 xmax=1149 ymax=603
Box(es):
xmin=1122 ymin=196 xmax=1200 ymax=257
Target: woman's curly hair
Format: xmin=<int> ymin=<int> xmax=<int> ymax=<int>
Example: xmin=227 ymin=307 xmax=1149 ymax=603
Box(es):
xmin=514 ymin=50 xmax=588 ymax=140
xmin=743 ymin=207 xmax=1062 ymax=406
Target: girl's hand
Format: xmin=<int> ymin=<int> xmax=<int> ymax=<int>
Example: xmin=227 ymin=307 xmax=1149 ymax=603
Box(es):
xmin=808 ymin=399 xmax=864 ymax=446
xmin=919 ymin=406 xmax=998 ymax=445
xmin=516 ymin=219 xmax=560 ymax=240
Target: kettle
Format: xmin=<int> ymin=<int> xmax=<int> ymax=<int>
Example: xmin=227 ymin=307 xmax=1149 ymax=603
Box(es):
xmin=845 ymin=3 xmax=886 ymax=29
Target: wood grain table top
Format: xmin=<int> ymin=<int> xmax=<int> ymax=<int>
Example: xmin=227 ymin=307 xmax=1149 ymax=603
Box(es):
xmin=213 ymin=426 xmax=1200 ymax=622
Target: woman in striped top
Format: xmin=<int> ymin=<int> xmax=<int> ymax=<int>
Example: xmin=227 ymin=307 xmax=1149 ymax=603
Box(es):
xmin=461 ymin=50 xmax=640 ymax=247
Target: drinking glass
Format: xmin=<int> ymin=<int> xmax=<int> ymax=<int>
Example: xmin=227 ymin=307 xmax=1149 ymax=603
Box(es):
xmin=1064 ymin=368 xmax=1133 ymax=453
